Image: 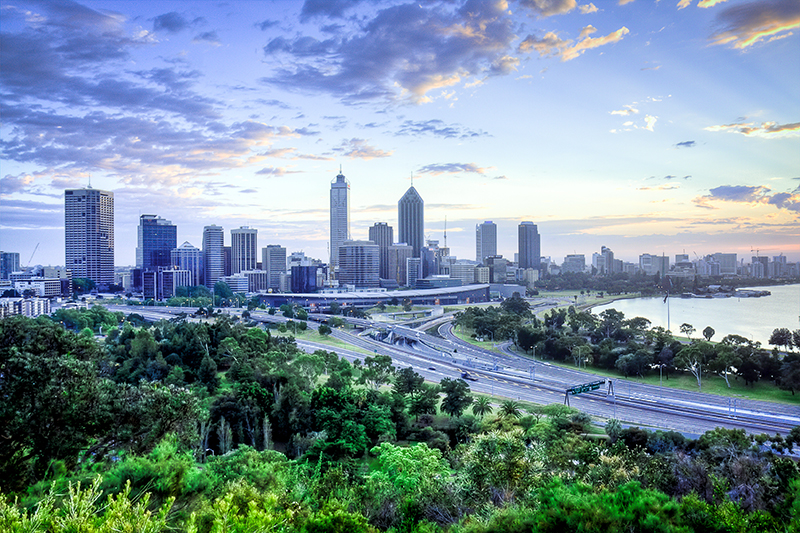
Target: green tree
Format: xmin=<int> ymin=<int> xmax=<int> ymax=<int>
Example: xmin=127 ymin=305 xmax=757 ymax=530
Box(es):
xmin=360 ymin=354 xmax=395 ymax=389
xmin=500 ymin=292 xmax=530 ymax=316
xmin=769 ymin=327 xmax=793 ymax=352
xmin=198 ymin=354 xmax=220 ymax=393
xmin=409 ymin=384 xmax=440 ymax=419
xmin=702 ymin=326 xmax=715 ymax=341
xmin=679 ymin=322 xmax=695 ymax=339
xmin=675 ymin=341 xmax=712 ymax=391
xmin=439 ymin=377 xmax=473 ymax=418
xmin=394 ymin=367 xmax=425 ymax=397
xmin=499 ymin=400 xmax=522 ymax=419
xmin=472 ymin=396 xmax=493 ymax=418
xmin=780 ymin=353 xmax=800 ymax=395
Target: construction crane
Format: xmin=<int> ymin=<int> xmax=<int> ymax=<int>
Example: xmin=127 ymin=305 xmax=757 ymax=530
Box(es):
xmin=27 ymin=243 xmax=40 ymax=266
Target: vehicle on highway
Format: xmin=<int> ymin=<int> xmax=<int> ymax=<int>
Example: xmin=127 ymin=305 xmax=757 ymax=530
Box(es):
xmin=428 ymin=366 xmax=436 ymax=371
xmin=461 ymin=371 xmax=478 ymax=381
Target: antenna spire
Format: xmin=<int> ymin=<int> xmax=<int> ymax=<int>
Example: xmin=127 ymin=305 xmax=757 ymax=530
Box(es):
xmin=444 ymin=216 xmax=447 ymax=249
xmin=410 ymin=172 xmax=413 ymax=188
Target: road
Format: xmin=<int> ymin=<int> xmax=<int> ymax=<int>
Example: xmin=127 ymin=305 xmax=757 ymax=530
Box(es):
xmin=101 ymin=304 xmax=799 ymax=436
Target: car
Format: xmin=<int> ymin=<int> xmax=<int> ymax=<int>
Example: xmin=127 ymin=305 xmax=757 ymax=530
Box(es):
xmin=427 ymin=366 xmax=436 ymax=371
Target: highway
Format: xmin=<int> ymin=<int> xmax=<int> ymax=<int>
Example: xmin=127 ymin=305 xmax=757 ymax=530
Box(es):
xmin=102 ymin=304 xmax=799 ymax=436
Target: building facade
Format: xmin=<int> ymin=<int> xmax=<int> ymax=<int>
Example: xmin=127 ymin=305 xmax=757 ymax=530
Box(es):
xmin=202 ymin=225 xmax=225 ymax=289
xmin=231 ymin=227 xmax=258 ymax=274
xmin=338 ymin=240 xmax=380 ymax=288
xmin=398 ymin=186 xmax=424 ymax=258
xmin=136 ymin=215 xmax=177 ymax=272
xmin=262 ymin=245 xmax=286 ymax=290
xmin=368 ymin=222 xmax=394 ymax=280
xmin=65 ymin=187 xmax=114 ymax=287
xmin=171 ymin=242 xmax=203 ymax=288
xmin=330 ymin=170 xmax=350 ymax=269
xmin=0 ymin=252 xmax=20 ymax=280
xmin=388 ymin=243 xmax=413 ymax=287
xmin=475 ymin=221 xmax=497 ymax=264
xmin=518 ymin=221 xmax=541 ymax=270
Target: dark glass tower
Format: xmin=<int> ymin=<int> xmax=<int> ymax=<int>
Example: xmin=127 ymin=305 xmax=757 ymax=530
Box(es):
xmin=398 ymin=186 xmax=424 ymax=258
xmin=136 ymin=215 xmax=177 ymax=271
xmin=518 ymin=221 xmax=541 ymax=270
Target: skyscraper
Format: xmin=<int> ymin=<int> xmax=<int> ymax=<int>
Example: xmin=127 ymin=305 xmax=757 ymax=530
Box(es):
xmin=475 ymin=221 xmax=497 ymax=264
xmin=330 ymin=169 xmax=350 ymax=269
xmin=398 ymin=185 xmax=424 ymax=258
xmin=518 ymin=221 xmax=541 ymax=270
xmin=171 ymin=242 xmax=203 ymax=287
xmin=368 ymin=222 xmax=393 ymax=280
xmin=65 ymin=187 xmax=114 ymax=287
xmin=262 ymin=244 xmax=286 ymax=290
xmin=0 ymin=251 xmax=20 ymax=280
xmin=338 ymin=240 xmax=380 ymax=288
xmin=136 ymin=215 xmax=177 ymax=271
xmin=231 ymin=226 xmax=257 ymax=274
xmin=202 ymin=225 xmax=224 ymax=289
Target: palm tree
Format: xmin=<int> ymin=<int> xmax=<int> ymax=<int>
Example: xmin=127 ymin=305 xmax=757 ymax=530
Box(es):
xmin=500 ymin=400 xmax=522 ymax=419
xmin=472 ymin=396 xmax=493 ymax=418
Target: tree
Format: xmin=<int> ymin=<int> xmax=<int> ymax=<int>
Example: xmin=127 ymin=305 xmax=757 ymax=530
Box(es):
xmin=318 ymin=324 xmax=332 ymax=336
xmin=439 ymin=377 xmax=473 ymax=417
xmin=402 ymin=298 xmax=413 ymax=312
xmin=409 ymin=384 xmax=440 ymax=419
xmin=394 ymin=367 xmax=424 ymax=397
xmin=679 ymin=323 xmax=695 ymax=339
xmin=769 ymin=327 xmax=793 ymax=352
xmin=500 ymin=292 xmax=530 ymax=316
xmin=214 ymin=281 xmax=233 ymax=299
xmin=674 ymin=342 xmax=712 ymax=391
xmin=360 ymin=354 xmax=395 ymax=389
xmin=779 ymin=353 xmax=800 ymax=395
xmin=499 ymin=400 xmax=522 ymax=419
xmin=598 ymin=308 xmax=625 ymax=338
xmin=472 ymin=396 xmax=493 ymax=418
xmin=708 ymin=345 xmax=740 ymax=388
xmin=702 ymin=326 xmax=715 ymax=342
xmin=198 ymin=354 xmax=220 ymax=393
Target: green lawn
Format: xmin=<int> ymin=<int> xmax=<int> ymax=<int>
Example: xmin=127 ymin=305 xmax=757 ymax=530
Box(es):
xmin=270 ymin=326 xmax=374 ymax=356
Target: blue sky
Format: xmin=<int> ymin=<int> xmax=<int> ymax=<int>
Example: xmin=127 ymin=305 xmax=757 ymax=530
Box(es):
xmin=1 ymin=0 xmax=798 ymax=267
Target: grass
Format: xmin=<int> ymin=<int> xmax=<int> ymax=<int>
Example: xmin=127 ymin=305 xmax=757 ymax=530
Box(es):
xmin=270 ymin=326 xmax=374 ymax=356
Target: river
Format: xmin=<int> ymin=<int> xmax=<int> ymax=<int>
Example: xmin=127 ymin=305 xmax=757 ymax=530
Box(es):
xmin=591 ymin=284 xmax=800 ymax=346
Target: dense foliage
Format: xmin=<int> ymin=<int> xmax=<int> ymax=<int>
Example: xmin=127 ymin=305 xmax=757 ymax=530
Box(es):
xmin=1 ymin=308 xmax=799 ymax=532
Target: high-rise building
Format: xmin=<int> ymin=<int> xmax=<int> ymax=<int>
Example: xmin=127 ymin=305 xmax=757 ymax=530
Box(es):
xmin=388 ymin=243 xmax=413 ymax=286
xmin=475 ymin=221 xmax=497 ymax=264
xmin=562 ymin=254 xmax=586 ymax=273
xmin=202 ymin=225 xmax=225 ymax=289
xmin=398 ymin=185 xmax=424 ymax=257
xmin=368 ymin=222 xmax=393 ymax=280
xmin=262 ymin=245 xmax=286 ymax=290
xmin=518 ymin=221 xmax=541 ymax=270
xmin=171 ymin=242 xmax=203 ymax=287
xmin=136 ymin=215 xmax=177 ymax=271
xmin=338 ymin=240 xmax=380 ymax=288
xmin=65 ymin=187 xmax=114 ymax=287
xmin=713 ymin=253 xmax=738 ymax=275
xmin=639 ymin=254 xmax=669 ymax=277
xmin=231 ymin=226 xmax=257 ymax=274
xmin=330 ymin=170 xmax=350 ymax=269
xmin=0 ymin=252 xmax=21 ymax=280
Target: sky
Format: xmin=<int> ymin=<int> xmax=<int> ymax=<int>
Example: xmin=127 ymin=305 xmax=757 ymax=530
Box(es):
xmin=1 ymin=0 xmax=799 ymax=269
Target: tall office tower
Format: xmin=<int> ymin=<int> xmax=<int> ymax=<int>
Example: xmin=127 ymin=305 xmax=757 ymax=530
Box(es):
xmin=330 ymin=169 xmax=350 ymax=269
xmin=231 ymin=226 xmax=257 ymax=274
xmin=337 ymin=240 xmax=380 ymax=288
xmin=171 ymin=242 xmax=203 ymax=287
xmin=398 ymin=185 xmax=424 ymax=257
xmin=368 ymin=222 xmax=393 ymax=280
xmin=388 ymin=243 xmax=413 ymax=286
xmin=136 ymin=215 xmax=177 ymax=271
xmin=562 ymin=254 xmax=586 ymax=273
xmin=475 ymin=221 xmax=497 ymax=264
xmin=202 ymin=225 xmax=225 ymax=289
xmin=65 ymin=187 xmax=114 ymax=287
xmin=262 ymin=244 xmax=287 ymax=290
xmin=0 ymin=252 xmax=21 ymax=279
xmin=600 ymin=246 xmax=615 ymax=274
xmin=518 ymin=221 xmax=541 ymax=270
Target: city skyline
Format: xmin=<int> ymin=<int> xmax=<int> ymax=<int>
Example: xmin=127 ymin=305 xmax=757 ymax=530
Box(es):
xmin=1 ymin=0 xmax=798 ymax=266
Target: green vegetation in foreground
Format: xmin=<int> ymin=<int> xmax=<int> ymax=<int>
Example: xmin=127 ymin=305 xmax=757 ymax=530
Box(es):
xmin=269 ymin=324 xmax=374 ymax=356
xmin=2 ymin=308 xmax=800 ymax=533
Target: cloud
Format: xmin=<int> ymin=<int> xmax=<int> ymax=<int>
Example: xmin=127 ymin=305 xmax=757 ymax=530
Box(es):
xmin=705 ymin=120 xmax=800 ymax=137
xmin=416 ymin=163 xmax=490 ymax=176
xmin=638 ymin=184 xmax=679 ymax=191
xmin=649 ymin=175 xmax=691 ymax=180
xmin=709 ymin=0 xmax=800 ymax=49
xmin=519 ymin=25 xmax=630 ymax=61
xmin=619 ymin=0 xmax=636 ymax=4
xmin=693 ymin=184 xmax=800 ymax=213
xmin=0 ymin=174 xmax=35 ymax=195
xmin=333 ymin=138 xmax=393 ymax=159
xmin=153 ymin=12 xmax=189 ymax=33
xmin=611 ymin=105 xmax=639 ymax=116
xmin=579 ymin=3 xmax=599 ymax=14
xmin=255 ymin=166 xmax=299 ymax=177
xmin=193 ymin=31 xmax=221 ymax=45
xmin=257 ymin=19 xmax=279 ymax=30
xmin=395 ymin=119 xmax=488 ymax=139
xmin=518 ymin=0 xmax=577 ymax=17
xmin=262 ymin=1 xmax=518 ymax=103
xmin=299 ymin=0 xmax=367 ymax=21
xmin=644 ymin=115 xmax=658 ymax=131
xmin=676 ymin=140 xmax=696 ymax=148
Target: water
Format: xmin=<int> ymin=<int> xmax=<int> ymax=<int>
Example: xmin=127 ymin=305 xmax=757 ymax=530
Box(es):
xmin=591 ymin=284 xmax=800 ymax=346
